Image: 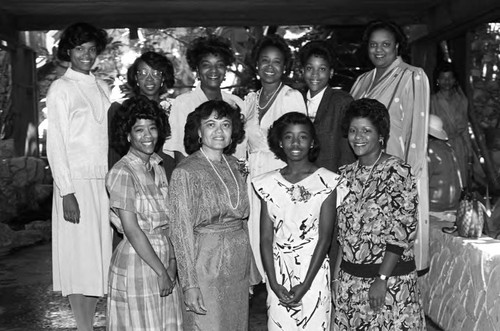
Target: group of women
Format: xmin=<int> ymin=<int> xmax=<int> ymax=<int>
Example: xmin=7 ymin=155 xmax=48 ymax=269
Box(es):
xmin=45 ymin=18 xmax=445 ymax=331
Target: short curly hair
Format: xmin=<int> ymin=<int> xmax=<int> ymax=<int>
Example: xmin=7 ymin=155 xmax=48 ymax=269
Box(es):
xmin=341 ymin=98 xmax=390 ymax=145
xmin=268 ymin=112 xmax=320 ymax=162
xmin=57 ymin=22 xmax=108 ymax=62
xmin=362 ymin=20 xmax=407 ymax=56
xmin=186 ymin=35 xmax=235 ymax=72
xmin=251 ymin=34 xmax=293 ymax=75
xmin=184 ymin=100 xmax=245 ymax=155
xmin=127 ymin=52 xmax=175 ymax=96
xmin=299 ymin=40 xmax=337 ymax=70
xmin=110 ymin=95 xmax=171 ymax=157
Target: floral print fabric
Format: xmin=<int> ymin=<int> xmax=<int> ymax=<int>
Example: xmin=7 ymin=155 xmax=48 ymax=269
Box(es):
xmin=333 ymin=156 xmax=426 ymax=330
xmin=253 ymin=167 xmax=343 ymax=331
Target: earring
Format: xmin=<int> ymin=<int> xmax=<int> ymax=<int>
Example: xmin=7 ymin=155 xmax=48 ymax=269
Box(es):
xmin=379 ymin=138 xmax=384 ymax=146
xmin=279 ymin=143 xmax=283 ymax=148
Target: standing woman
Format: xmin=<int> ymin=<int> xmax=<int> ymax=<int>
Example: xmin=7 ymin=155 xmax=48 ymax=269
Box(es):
xmin=163 ymin=35 xmax=245 ymax=163
xmin=431 ymin=63 xmax=471 ymax=184
xmin=350 ymin=20 xmax=430 ymax=273
xmin=299 ymin=40 xmax=355 ymax=172
xmin=253 ymin=112 xmax=343 ymax=330
xmin=106 ymin=96 xmax=183 ymax=330
xmin=46 ymin=22 xmax=112 ymax=331
xmin=332 ymin=99 xmax=425 ymax=330
xmin=245 ymin=34 xmax=307 ymax=277
xmin=169 ymin=100 xmax=260 ymax=330
xmin=108 ymin=52 xmax=176 ymax=178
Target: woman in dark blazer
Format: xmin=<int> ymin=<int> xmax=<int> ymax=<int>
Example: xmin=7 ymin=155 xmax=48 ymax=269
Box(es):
xmin=299 ymin=40 xmax=355 ymax=172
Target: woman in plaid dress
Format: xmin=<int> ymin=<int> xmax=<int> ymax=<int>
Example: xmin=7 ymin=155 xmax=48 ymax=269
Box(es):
xmin=106 ymin=96 xmax=183 ymax=330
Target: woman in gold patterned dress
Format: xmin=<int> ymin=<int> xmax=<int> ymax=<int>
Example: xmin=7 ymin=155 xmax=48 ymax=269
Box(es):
xmin=168 ymin=100 xmax=260 ymax=330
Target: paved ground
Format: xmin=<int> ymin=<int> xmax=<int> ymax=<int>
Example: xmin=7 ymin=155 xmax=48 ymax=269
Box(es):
xmin=0 ymin=242 xmax=441 ymax=330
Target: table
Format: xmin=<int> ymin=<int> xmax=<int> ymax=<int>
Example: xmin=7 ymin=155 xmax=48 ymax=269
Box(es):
xmin=420 ymin=219 xmax=500 ymax=330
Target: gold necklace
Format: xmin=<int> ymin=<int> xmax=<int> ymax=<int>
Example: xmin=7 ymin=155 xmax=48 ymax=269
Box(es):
xmin=257 ymin=82 xmax=282 ymax=110
xmin=200 ymin=148 xmax=240 ymax=210
xmin=356 ymin=151 xmax=383 ymax=199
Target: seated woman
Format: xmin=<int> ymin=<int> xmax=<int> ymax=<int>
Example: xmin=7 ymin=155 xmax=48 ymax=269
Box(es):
xmin=106 ymin=95 xmax=183 ymax=330
xmin=252 ymin=112 xmax=343 ymax=330
xmin=428 ymin=114 xmax=463 ymax=213
xmin=332 ymin=98 xmax=425 ymax=330
xmin=168 ymin=100 xmax=260 ymax=330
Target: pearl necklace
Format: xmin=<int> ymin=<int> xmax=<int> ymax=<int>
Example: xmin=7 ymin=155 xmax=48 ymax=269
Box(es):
xmin=356 ymin=151 xmax=383 ymax=199
xmin=257 ymin=82 xmax=282 ymax=110
xmin=200 ymin=148 xmax=240 ymax=210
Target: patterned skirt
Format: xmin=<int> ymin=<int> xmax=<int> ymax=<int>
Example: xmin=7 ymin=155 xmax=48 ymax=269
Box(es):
xmin=106 ymin=233 xmax=183 ymax=331
xmin=333 ymin=270 xmax=426 ymax=331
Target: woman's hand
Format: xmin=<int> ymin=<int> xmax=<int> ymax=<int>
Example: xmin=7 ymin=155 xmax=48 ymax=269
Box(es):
xmin=283 ymin=282 xmax=310 ymax=307
xmin=158 ymin=271 xmax=174 ymax=297
xmin=62 ymin=194 xmax=80 ymax=223
xmin=184 ymin=288 xmax=207 ymax=315
xmin=270 ymin=283 xmax=293 ymax=305
xmin=368 ymin=278 xmax=387 ymax=311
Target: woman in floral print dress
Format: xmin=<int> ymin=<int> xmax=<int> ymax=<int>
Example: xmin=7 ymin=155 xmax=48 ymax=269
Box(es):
xmin=332 ymin=98 xmax=426 ymax=331
xmin=253 ymin=112 xmax=343 ymax=330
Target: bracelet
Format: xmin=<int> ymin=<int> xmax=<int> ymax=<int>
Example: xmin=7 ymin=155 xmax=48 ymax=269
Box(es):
xmin=331 ymin=279 xmax=340 ymax=283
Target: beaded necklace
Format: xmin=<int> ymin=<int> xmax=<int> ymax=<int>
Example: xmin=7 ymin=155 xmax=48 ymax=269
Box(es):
xmin=257 ymin=82 xmax=282 ymax=110
xmin=356 ymin=151 xmax=383 ymax=200
xmin=200 ymin=148 xmax=240 ymax=210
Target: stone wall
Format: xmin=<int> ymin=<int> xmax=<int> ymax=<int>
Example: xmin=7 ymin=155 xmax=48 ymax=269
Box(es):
xmin=0 ymin=154 xmax=52 ymax=225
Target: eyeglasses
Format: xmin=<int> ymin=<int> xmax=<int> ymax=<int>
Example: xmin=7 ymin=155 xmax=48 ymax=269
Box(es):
xmin=136 ymin=69 xmax=162 ymax=80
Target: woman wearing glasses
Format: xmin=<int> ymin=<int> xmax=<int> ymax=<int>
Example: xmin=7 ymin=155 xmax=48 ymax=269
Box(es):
xmin=109 ymin=52 xmax=176 ymax=179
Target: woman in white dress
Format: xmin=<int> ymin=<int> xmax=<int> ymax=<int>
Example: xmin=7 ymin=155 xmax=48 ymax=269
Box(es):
xmin=245 ymin=35 xmax=307 ymax=276
xmin=46 ymin=22 xmax=112 ymax=331
xmin=252 ymin=112 xmax=343 ymax=330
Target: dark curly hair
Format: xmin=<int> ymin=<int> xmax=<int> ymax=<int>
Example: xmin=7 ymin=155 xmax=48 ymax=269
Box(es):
xmin=251 ymin=34 xmax=293 ymax=75
xmin=184 ymin=100 xmax=245 ymax=155
xmin=362 ymin=20 xmax=407 ymax=56
xmin=186 ymin=35 xmax=235 ymax=72
xmin=57 ymin=22 xmax=108 ymax=62
xmin=268 ymin=112 xmax=320 ymax=162
xmin=299 ymin=40 xmax=337 ymax=70
xmin=127 ymin=52 xmax=175 ymax=96
xmin=341 ymin=98 xmax=390 ymax=145
xmin=110 ymin=95 xmax=171 ymax=156
xmin=433 ymin=62 xmax=460 ymax=93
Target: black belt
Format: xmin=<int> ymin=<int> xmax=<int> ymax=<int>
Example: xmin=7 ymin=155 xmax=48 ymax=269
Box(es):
xmin=340 ymin=259 xmax=416 ymax=278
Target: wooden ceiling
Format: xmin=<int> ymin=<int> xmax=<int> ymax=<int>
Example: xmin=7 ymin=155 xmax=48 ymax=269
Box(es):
xmin=0 ymin=0 xmax=499 ymax=38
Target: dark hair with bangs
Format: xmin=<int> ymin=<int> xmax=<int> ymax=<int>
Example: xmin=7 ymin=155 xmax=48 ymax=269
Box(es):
xmin=127 ymin=52 xmax=175 ymax=96
xmin=184 ymin=100 xmax=245 ymax=155
xmin=110 ymin=95 xmax=170 ymax=156
xmin=362 ymin=20 xmax=407 ymax=56
xmin=341 ymin=98 xmax=390 ymax=146
xmin=268 ymin=112 xmax=320 ymax=162
xmin=251 ymin=34 xmax=293 ymax=75
xmin=299 ymin=40 xmax=337 ymax=70
xmin=57 ymin=22 xmax=108 ymax=62
xmin=186 ymin=35 xmax=235 ymax=72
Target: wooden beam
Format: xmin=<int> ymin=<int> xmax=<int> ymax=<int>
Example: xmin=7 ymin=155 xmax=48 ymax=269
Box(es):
xmin=422 ymin=0 xmax=500 ymax=41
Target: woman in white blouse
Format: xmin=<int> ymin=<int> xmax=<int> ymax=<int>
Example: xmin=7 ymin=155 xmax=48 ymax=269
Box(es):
xmin=46 ymin=22 xmax=113 ymax=331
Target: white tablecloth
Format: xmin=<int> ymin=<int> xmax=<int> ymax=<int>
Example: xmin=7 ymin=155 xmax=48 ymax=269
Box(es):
xmin=420 ymin=218 xmax=500 ymax=331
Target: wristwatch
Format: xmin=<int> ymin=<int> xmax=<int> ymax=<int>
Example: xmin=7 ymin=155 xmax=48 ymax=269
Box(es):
xmin=377 ymin=273 xmax=388 ymax=281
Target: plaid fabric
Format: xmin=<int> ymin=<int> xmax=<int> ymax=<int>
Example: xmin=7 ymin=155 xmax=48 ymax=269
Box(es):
xmin=106 ymin=152 xmax=183 ymax=330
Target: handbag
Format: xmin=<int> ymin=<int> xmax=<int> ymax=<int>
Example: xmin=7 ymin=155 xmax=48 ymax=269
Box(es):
xmin=455 ymin=190 xmax=486 ymax=238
